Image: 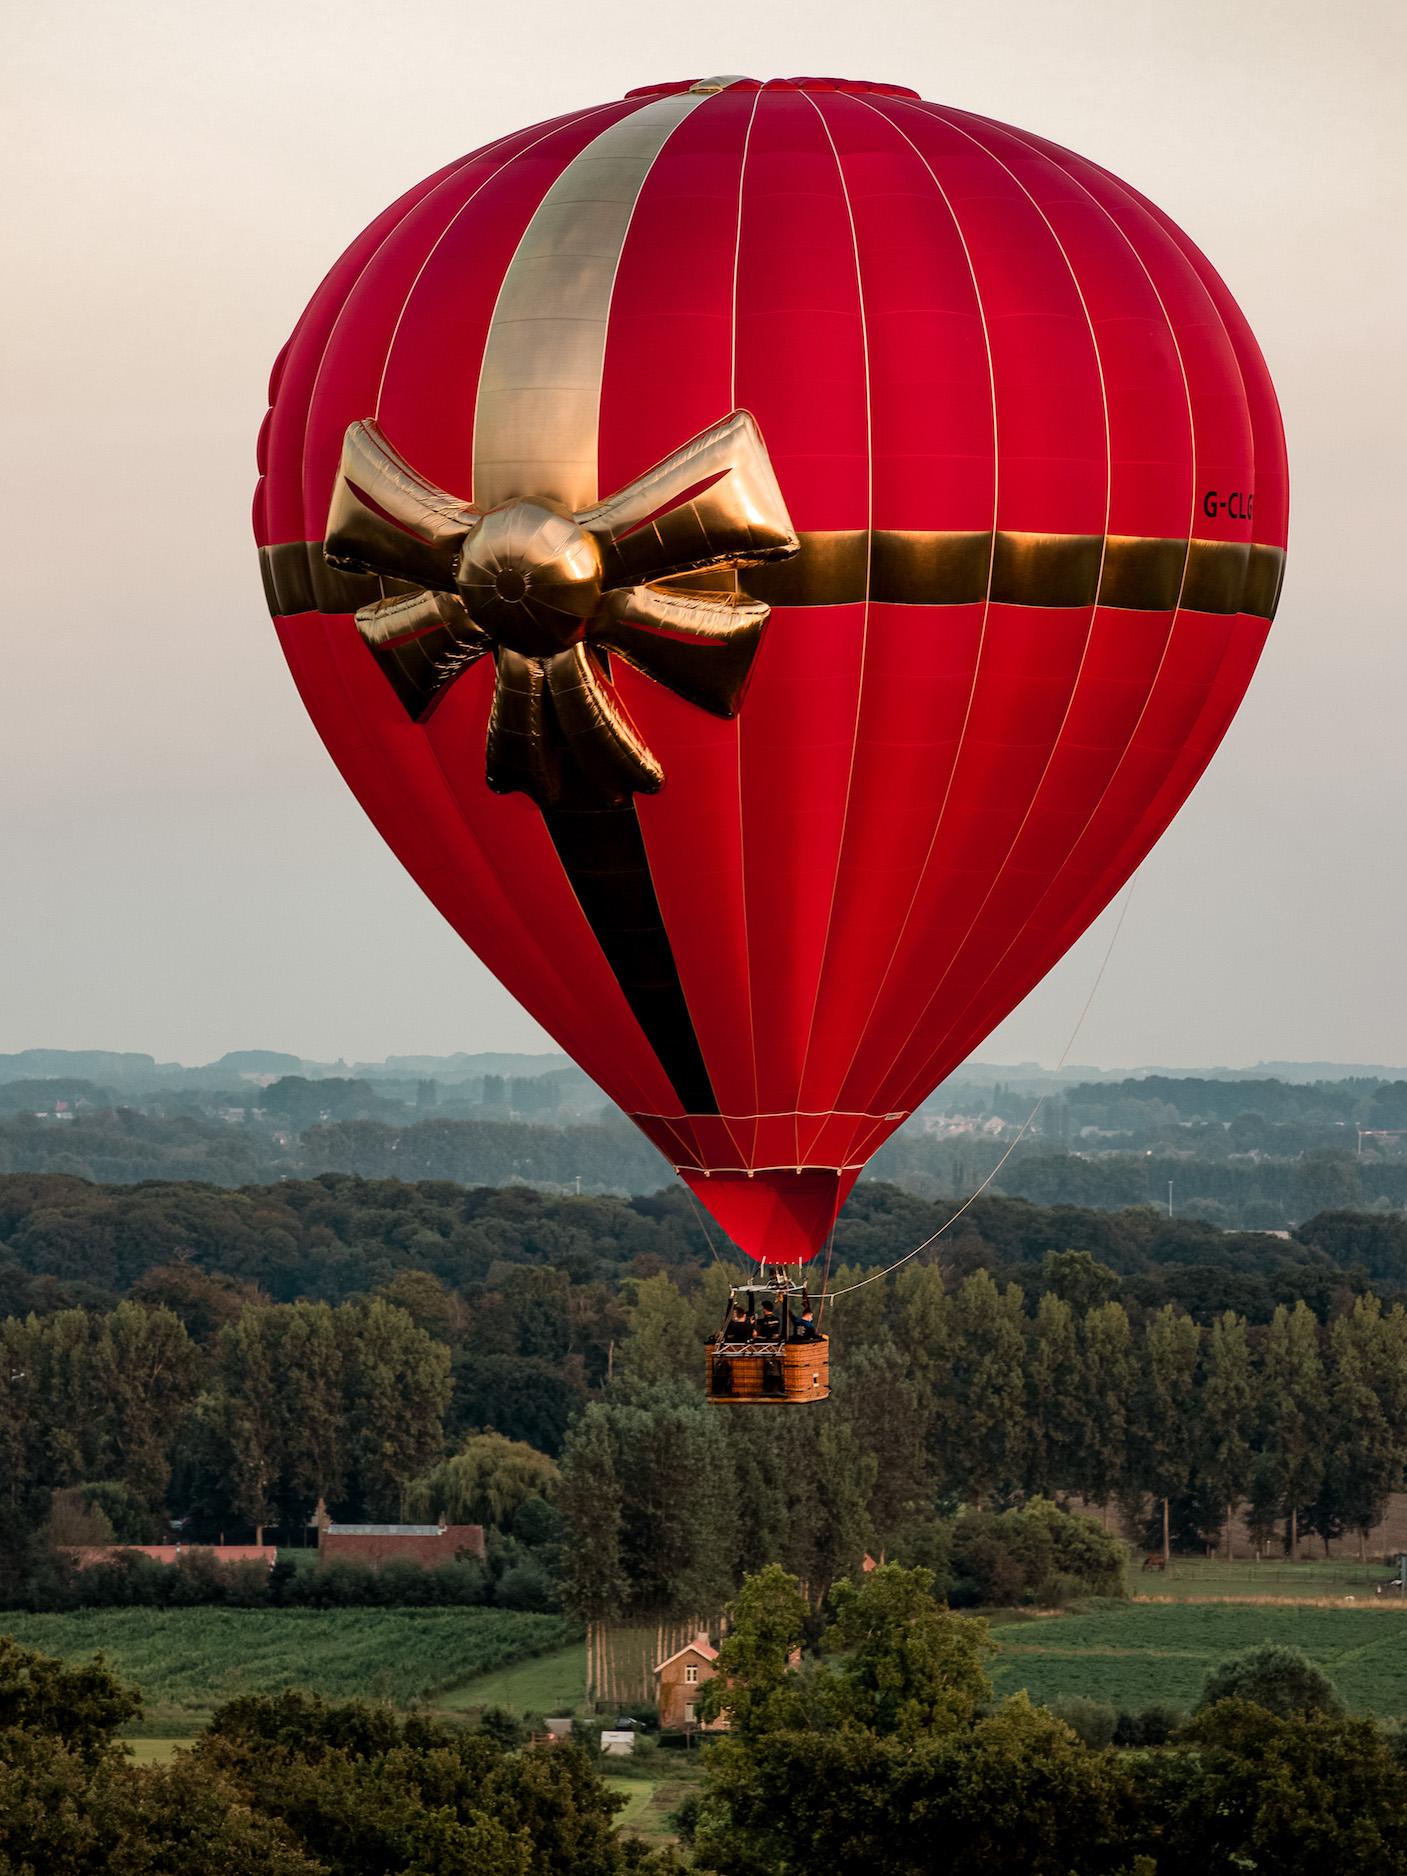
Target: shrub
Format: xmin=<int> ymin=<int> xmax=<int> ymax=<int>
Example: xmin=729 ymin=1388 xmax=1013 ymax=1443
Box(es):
xmin=1046 ymin=1694 xmax=1117 ymax=1748
xmin=949 ymin=1500 xmax=1124 ymax=1607
xmin=1114 ymin=1703 xmax=1183 ymax=1746
xmin=494 ymin=1558 xmax=554 ymax=1610
xmin=1197 ymin=1644 xmax=1343 ymax=1719
xmin=949 ymin=1526 xmax=1026 ymax=1606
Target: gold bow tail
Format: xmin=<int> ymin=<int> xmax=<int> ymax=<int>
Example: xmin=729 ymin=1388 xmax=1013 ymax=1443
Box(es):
xmin=323 ymin=410 xmax=800 ymax=1116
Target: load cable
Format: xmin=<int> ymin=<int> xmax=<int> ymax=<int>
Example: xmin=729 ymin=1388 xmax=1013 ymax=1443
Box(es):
xmin=819 ymin=874 xmax=1139 ymax=1304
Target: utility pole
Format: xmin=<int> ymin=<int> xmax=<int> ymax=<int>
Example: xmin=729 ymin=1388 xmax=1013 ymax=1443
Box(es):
xmin=1167 ymin=1181 xmax=1174 ymax=1218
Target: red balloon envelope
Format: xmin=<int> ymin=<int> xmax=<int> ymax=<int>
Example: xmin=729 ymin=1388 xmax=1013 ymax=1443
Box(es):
xmin=255 ymin=76 xmax=1287 ymax=1267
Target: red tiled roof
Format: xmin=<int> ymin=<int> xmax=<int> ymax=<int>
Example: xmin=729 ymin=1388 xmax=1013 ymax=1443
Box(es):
xmin=64 ymin=1546 xmax=276 ymax=1569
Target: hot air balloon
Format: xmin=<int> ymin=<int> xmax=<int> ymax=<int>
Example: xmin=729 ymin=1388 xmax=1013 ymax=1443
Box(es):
xmin=255 ymin=75 xmax=1287 ymax=1406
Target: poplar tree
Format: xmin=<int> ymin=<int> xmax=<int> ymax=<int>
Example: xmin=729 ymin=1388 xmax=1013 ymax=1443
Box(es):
xmin=1316 ymin=1300 xmax=1399 ymax=1558
xmin=613 ymin=1271 xmax=688 ymax=1395
xmin=0 ymin=1319 xmax=39 ymax=1518
xmin=32 ymin=1310 xmax=105 ymax=1488
xmin=93 ymin=1301 xmax=198 ymax=1510
xmin=555 ymin=1404 xmax=625 ymax=1621
xmin=1128 ymin=1305 xmax=1200 ymax=1563
xmin=935 ymin=1271 xmax=1027 ymax=1505
xmin=832 ymin=1335 xmax=928 ymax=1550
xmin=1025 ymin=1292 xmax=1083 ymax=1499
xmin=1260 ymin=1300 xmax=1326 ymax=1561
xmin=210 ymin=1309 xmax=282 ymax=1540
xmin=1075 ymin=1301 xmax=1134 ymax=1516
xmin=1199 ymin=1311 xmax=1256 ymax=1557
xmin=340 ymin=1299 xmax=451 ymax=1519
xmin=273 ymin=1301 xmax=346 ymax=1519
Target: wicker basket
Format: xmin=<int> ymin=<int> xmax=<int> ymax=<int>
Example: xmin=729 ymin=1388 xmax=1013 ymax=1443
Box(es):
xmin=705 ymin=1337 xmax=829 ymax=1404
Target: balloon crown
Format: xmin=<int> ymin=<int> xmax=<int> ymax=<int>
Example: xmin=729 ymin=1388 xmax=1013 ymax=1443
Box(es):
xmin=625 ymin=76 xmax=921 ymax=98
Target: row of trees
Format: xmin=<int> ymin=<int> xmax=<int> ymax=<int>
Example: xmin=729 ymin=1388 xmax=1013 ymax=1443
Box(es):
xmin=576 ymin=1259 xmax=1407 ymax=1589
xmin=7 ymin=1245 xmax=1407 ymax=1585
xmin=1 ymin=1298 xmax=450 ymax=1539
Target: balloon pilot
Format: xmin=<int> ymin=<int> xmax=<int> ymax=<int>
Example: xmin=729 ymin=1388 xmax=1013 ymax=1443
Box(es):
xmin=707 ymin=1273 xmax=828 ymax=1404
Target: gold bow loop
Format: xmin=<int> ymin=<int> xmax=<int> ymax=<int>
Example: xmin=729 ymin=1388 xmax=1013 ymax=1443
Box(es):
xmin=324 ymin=411 xmax=799 ymax=809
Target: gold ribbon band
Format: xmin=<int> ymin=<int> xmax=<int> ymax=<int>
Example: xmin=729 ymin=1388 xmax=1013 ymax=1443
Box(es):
xmin=263 ymin=529 xmax=1285 ymax=625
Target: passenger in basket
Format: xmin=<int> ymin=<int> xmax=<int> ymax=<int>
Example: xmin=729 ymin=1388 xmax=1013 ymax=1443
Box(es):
xmin=791 ymin=1293 xmax=820 ymax=1342
xmin=756 ymin=1298 xmax=782 ymax=1342
xmin=725 ymin=1300 xmax=754 ymax=1343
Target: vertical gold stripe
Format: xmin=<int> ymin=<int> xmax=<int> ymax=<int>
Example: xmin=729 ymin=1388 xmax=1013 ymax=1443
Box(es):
xmin=472 ymin=91 xmax=712 ymax=512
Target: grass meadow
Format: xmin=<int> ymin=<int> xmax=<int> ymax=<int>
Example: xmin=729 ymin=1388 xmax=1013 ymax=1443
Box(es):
xmin=994 ymin=1599 xmax=1407 ymax=1718
xmin=1 ymin=1607 xmax=570 ymax=1725
xmin=439 ymin=1640 xmax=586 ymax=1715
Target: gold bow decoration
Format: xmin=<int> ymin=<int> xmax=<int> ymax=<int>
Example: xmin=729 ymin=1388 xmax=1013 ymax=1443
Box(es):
xmin=324 ymin=411 xmax=800 ymax=810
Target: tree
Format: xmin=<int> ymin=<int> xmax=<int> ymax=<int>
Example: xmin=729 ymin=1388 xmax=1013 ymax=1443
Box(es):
xmin=1197 ymin=1311 xmax=1255 ymax=1558
xmin=823 ymin=1563 xmax=992 ymax=1737
xmin=0 ymin=1636 xmax=139 ymax=1755
xmin=30 ymin=1310 xmax=105 ymax=1489
xmin=934 ymin=1271 xmax=1027 ymax=1504
xmin=1025 ymin=1292 xmax=1084 ymax=1499
xmin=194 ymin=1691 xmax=671 ymax=1876
xmin=1041 ymin=1249 xmax=1118 ymax=1313
xmin=554 ymin=1404 xmax=626 ymax=1621
xmin=1074 ymin=1301 xmax=1134 ymax=1514
xmin=405 ymin=1431 xmax=558 ymax=1527
xmin=1162 ymin=1701 xmax=1407 ymax=1872
xmin=610 ymin=1394 xmax=738 ymax=1617
xmin=695 ymin=1566 xmax=1121 ymax=1876
xmin=92 ymin=1301 xmax=198 ymax=1509
xmin=831 ymin=1335 xmax=928 ymax=1550
xmin=1312 ymin=1300 xmax=1399 ymax=1557
xmin=799 ymin=1417 xmax=876 ymax=1599
xmin=1292 ymin=1150 xmax=1363 ymax=1219
xmin=129 ymin=1259 xmax=258 ymax=1341
xmin=1198 ymin=1643 xmax=1343 ymax=1717
xmin=912 ymin=1693 xmax=1125 ymax=1875
xmin=339 ymin=1299 xmax=451 ymax=1519
xmin=696 ymin=1562 xmax=810 ymax=1737
xmin=373 ymin=1268 xmax=468 ymax=1344
xmin=272 ymin=1301 xmax=347 ymax=1521
xmin=1127 ymin=1306 xmax=1200 ymax=1563
xmin=1259 ymin=1300 xmax=1325 ymax=1560
xmin=208 ymin=1310 xmax=283 ymax=1539
xmin=614 ymin=1271 xmax=691 ymax=1395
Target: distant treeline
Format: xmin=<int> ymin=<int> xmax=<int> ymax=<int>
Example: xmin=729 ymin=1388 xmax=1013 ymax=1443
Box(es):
xmin=4 ymin=1084 xmax=1407 ymax=1226
xmin=0 ymin=1107 xmax=670 ymax=1192
xmin=5 ymin=1172 xmax=1407 ymax=1324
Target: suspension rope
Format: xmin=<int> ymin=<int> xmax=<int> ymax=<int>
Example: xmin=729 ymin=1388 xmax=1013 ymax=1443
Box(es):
xmin=815 ymin=1214 xmax=840 ymax=1332
xmin=684 ymin=1184 xmax=748 ymax=1276
xmin=819 ymin=874 xmax=1139 ymax=1304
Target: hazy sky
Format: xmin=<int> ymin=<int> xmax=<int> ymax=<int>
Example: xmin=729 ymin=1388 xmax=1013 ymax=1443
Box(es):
xmin=3 ymin=0 xmax=1403 ymax=1071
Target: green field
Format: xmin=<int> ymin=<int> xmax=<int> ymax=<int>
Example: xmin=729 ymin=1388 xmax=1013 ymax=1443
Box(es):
xmin=1122 ymin=1555 xmax=1393 ymax=1601
xmin=604 ymin=1763 xmax=703 ymax=1843
xmin=440 ymin=1640 xmax=586 ymax=1715
xmin=994 ymin=1600 xmax=1407 ymax=1717
xmin=1 ymin=1607 xmax=570 ymax=1724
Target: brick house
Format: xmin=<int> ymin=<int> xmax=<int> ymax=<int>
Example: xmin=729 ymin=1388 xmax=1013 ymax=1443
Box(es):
xmin=653 ymin=1636 xmax=726 ymax=1732
xmin=317 ymin=1521 xmax=486 ymax=1568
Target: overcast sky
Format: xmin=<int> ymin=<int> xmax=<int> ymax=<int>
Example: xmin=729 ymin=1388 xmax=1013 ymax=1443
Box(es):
xmin=2 ymin=0 xmax=1403 ymax=1072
